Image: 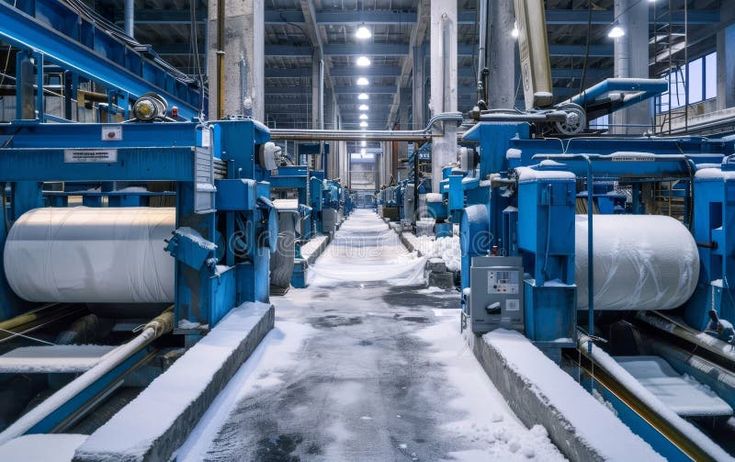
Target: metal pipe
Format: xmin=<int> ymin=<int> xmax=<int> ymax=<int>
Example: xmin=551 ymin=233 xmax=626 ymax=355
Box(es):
xmin=270 ymin=112 xmax=463 ymax=142
xmin=216 ymin=0 xmax=225 ymax=120
xmin=124 ymin=0 xmax=135 ymax=38
xmin=0 ymin=310 xmax=173 ymax=444
xmin=636 ymin=311 xmax=735 ymax=366
xmin=477 ymin=0 xmax=488 ymax=88
xmin=578 ymin=334 xmax=728 ymax=461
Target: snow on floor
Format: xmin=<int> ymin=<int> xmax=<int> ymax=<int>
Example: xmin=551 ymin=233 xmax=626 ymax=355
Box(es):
xmin=176 ymin=210 xmax=565 ymax=461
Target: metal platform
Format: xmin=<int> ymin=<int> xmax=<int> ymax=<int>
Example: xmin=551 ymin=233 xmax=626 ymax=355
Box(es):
xmin=615 ymin=356 xmax=733 ymax=418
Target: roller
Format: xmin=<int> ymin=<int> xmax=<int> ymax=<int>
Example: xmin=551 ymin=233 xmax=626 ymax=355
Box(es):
xmin=4 ymin=207 xmax=175 ymax=304
xmin=575 ymin=215 xmax=699 ymax=311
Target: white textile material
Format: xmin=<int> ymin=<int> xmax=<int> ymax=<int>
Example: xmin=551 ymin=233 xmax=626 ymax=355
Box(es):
xmin=4 ymin=207 xmax=175 ymax=303
xmin=575 ymin=215 xmax=699 ymax=311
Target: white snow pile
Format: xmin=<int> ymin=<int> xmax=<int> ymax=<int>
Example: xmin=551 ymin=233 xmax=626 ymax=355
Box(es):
xmin=409 ymin=234 xmax=461 ymax=272
xmin=417 ymin=313 xmax=566 ymax=461
xmin=307 ymin=211 xmax=427 ymax=287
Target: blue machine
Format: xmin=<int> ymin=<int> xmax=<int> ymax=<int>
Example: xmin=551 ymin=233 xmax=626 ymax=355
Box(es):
xmin=0 ymin=116 xmax=277 ymax=330
xmin=456 ymin=79 xmax=735 ymax=348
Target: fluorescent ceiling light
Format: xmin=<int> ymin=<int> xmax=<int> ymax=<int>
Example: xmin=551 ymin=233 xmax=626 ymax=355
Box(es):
xmin=355 ymin=25 xmax=372 ymax=40
xmin=358 ymin=93 xmax=369 ymax=100
xmin=360 ymin=121 xmax=368 ymax=128
xmin=359 ymin=114 xmax=368 ymax=120
xmin=356 ymin=56 xmax=371 ymax=67
xmin=608 ymin=25 xmax=625 ymax=39
xmin=356 ymin=77 xmax=369 ymax=86
xmin=361 ymin=140 xmax=367 ymax=147
xmin=358 ymin=104 xmax=369 ymax=111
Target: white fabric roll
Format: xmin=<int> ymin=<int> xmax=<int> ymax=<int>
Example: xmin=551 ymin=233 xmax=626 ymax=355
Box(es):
xmin=575 ymin=215 xmax=699 ymax=311
xmin=4 ymin=207 xmax=175 ymax=303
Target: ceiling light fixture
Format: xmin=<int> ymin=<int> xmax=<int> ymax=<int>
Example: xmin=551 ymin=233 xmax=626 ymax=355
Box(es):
xmin=358 ymin=104 xmax=369 ymax=111
xmin=361 ymin=140 xmax=367 ymax=147
xmin=358 ymin=93 xmax=369 ymax=100
xmin=359 ymin=114 xmax=368 ymax=120
xmin=360 ymin=121 xmax=368 ymax=128
xmin=356 ymin=77 xmax=369 ymax=86
xmin=355 ymin=24 xmax=372 ymax=40
xmin=608 ymin=24 xmax=625 ymax=39
xmin=356 ymin=56 xmax=371 ymax=67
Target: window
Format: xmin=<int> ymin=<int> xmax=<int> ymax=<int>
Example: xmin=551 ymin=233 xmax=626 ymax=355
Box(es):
xmin=656 ymin=51 xmax=717 ymax=114
xmin=705 ymin=52 xmax=717 ymax=100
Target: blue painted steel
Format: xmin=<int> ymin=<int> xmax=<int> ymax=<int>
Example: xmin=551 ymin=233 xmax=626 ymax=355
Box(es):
xmin=26 ymin=347 xmax=151 ymax=434
xmin=585 ymin=377 xmax=689 ymax=462
xmin=0 ymin=118 xmax=274 ymax=328
xmin=0 ymin=0 xmax=203 ymax=120
xmin=564 ymin=78 xmax=668 ymax=113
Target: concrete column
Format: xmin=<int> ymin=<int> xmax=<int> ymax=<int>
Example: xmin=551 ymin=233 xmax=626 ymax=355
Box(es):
xmin=487 ymin=0 xmax=515 ymax=109
xmin=312 ymin=49 xmax=324 ymax=130
xmin=207 ymin=0 xmax=264 ymax=120
xmin=374 ymin=151 xmax=382 ymax=190
xmin=399 ymin=88 xmax=410 ymax=174
xmin=612 ymin=0 xmax=650 ymax=134
xmin=430 ymin=0 xmax=458 ymax=193
xmin=412 ymin=45 xmax=425 ymax=129
xmin=717 ymin=7 xmax=735 ymax=110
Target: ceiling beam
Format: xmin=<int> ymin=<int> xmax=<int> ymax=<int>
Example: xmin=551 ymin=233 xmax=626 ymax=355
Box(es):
xmin=264 ymin=43 xmax=613 ymax=58
xmin=386 ymin=0 xmax=429 ymax=129
xmin=263 ymin=9 xmax=720 ymax=27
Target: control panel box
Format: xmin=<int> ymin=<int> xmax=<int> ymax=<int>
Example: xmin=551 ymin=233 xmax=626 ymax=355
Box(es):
xmin=467 ymin=256 xmax=524 ymax=334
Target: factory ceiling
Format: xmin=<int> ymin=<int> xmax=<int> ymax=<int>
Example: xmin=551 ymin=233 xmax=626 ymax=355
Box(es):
xmin=91 ymin=0 xmax=723 ymax=130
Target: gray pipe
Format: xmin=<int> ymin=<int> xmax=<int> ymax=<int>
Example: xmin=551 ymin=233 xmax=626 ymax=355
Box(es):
xmin=124 ymin=0 xmax=135 ymax=38
xmin=270 ymin=112 xmax=463 ymax=142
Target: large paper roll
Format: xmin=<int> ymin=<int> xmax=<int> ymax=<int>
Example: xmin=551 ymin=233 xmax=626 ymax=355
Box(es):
xmin=4 ymin=207 xmax=175 ymax=303
xmin=575 ymin=215 xmax=699 ymax=311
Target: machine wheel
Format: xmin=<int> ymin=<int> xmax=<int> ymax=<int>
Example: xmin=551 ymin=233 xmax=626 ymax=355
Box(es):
xmin=554 ymin=103 xmax=586 ymax=136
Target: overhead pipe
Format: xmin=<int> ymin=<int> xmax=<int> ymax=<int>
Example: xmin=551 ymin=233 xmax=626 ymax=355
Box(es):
xmin=0 ymin=309 xmax=173 ymax=444
xmin=270 ymin=112 xmax=463 ymax=142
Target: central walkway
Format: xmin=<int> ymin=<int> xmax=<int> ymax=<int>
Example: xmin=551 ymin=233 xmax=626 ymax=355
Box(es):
xmin=177 ymin=210 xmax=564 ymax=462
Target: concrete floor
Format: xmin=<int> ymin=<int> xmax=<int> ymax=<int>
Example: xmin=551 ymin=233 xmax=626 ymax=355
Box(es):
xmin=177 ymin=210 xmax=564 ymax=462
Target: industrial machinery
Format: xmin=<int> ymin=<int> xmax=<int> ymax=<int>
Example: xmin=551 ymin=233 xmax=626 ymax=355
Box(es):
xmin=0 ymin=96 xmax=278 ymax=437
xmin=451 ymin=0 xmax=735 ymax=457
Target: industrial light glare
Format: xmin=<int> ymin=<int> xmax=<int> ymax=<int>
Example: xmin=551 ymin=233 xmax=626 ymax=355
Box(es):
xmin=360 ymin=121 xmax=368 ymax=128
xmin=358 ymin=93 xmax=369 ymax=100
xmin=608 ymin=25 xmax=625 ymax=38
xmin=356 ymin=56 xmax=371 ymax=67
xmin=511 ymin=22 xmax=519 ymax=39
xmin=358 ymin=104 xmax=369 ymax=111
xmin=361 ymin=140 xmax=367 ymax=147
xmin=356 ymin=77 xmax=369 ymax=86
xmin=355 ymin=25 xmax=372 ymax=40
xmin=359 ymin=114 xmax=368 ymax=120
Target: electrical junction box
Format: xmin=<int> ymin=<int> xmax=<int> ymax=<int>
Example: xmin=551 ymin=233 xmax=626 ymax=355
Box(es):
xmin=467 ymin=256 xmax=524 ymax=334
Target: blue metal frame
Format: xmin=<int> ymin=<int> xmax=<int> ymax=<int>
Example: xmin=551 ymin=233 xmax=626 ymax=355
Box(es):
xmin=0 ymin=119 xmax=274 ymax=328
xmin=0 ymin=0 xmax=203 ymax=121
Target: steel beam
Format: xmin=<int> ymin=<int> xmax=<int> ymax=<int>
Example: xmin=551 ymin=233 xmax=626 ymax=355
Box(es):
xmin=0 ymin=1 xmax=202 ymax=119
